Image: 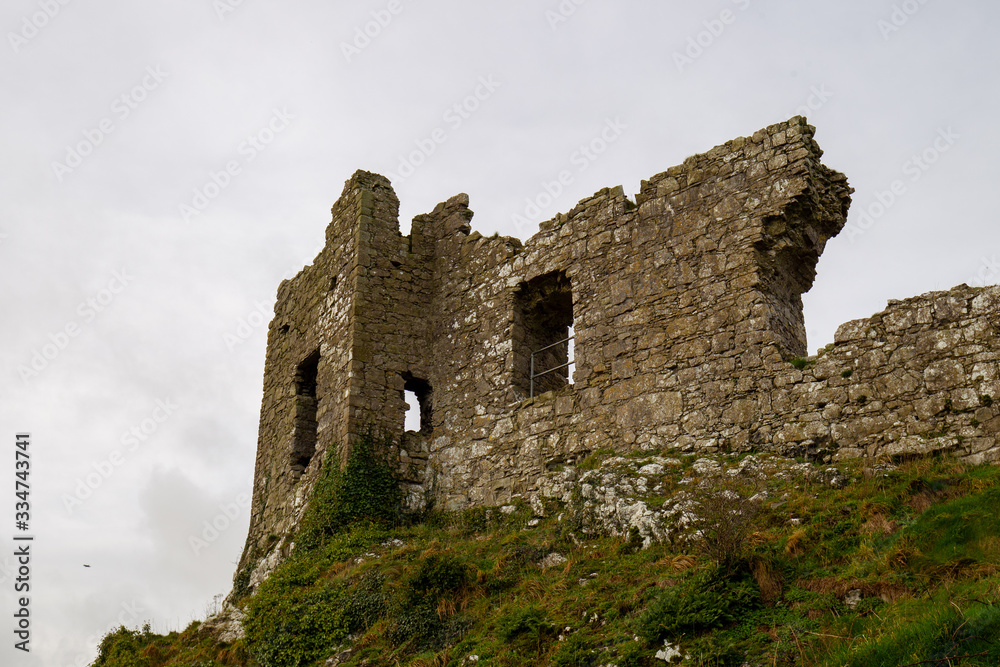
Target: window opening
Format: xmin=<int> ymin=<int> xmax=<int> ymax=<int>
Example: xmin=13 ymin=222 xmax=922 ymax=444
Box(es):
xmin=514 ymin=271 xmax=574 ymax=398
xmin=401 ymin=373 xmax=433 ymax=434
xmin=290 ymin=349 xmax=320 ymax=476
xmin=404 ymin=390 xmax=420 ymax=432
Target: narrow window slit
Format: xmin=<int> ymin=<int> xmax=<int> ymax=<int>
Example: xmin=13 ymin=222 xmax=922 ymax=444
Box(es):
xmin=290 ymin=349 xmax=320 ymax=477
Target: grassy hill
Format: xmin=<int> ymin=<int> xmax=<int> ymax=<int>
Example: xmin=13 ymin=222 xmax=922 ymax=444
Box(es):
xmin=92 ymin=443 xmax=1000 ymax=666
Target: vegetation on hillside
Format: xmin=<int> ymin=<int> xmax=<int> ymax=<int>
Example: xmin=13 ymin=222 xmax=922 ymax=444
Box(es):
xmin=92 ymin=434 xmax=1000 ymax=666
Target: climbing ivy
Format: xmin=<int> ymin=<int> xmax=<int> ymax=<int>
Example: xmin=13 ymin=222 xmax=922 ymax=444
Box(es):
xmin=295 ymin=427 xmax=402 ymax=553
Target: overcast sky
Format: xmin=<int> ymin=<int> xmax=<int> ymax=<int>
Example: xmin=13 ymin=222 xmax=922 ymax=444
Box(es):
xmin=2 ymin=1 xmax=998 ymax=664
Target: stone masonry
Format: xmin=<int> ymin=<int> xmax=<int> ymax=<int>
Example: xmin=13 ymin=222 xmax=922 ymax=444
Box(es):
xmin=233 ymin=117 xmax=1000 ymax=592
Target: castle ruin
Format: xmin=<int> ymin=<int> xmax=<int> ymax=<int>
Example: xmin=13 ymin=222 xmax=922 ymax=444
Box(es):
xmin=235 ymin=117 xmax=1000 ymax=590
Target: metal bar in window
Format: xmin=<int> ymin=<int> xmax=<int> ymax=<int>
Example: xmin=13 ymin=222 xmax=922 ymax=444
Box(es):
xmin=529 ymin=335 xmax=574 ymax=398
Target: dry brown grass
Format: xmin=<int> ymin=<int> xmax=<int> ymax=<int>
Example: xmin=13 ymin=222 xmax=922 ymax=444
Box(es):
xmin=752 ymin=557 xmax=784 ymax=603
xmin=959 ymin=476 xmax=991 ymax=494
xmin=491 ymin=553 xmax=512 ymax=577
xmin=435 ymin=596 xmax=457 ymax=620
xmin=354 ymin=618 xmax=390 ymax=650
xmin=522 ymin=578 xmax=546 ymax=602
xmin=420 ymin=542 xmax=444 ymax=559
xmin=908 ymin=491 xmax=936 ymax=513
xmin=784 ymin=528 xmax=808 ymax=556
xmin=922 ymin=558 xmax=979 ymax=582
xmin=324 ymin=560 xmax=351 ymax=578
xmin=861 ymin=513 xmax=898 ymax=537
xmin=884 ymin=540 xmax=920 ymax=569
xmin=656 ymin=554 xmax=696 ymax=571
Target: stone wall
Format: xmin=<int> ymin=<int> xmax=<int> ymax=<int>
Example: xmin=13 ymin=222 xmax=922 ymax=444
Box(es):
xmin=234 ymin=116 xmax=1000 ymax=593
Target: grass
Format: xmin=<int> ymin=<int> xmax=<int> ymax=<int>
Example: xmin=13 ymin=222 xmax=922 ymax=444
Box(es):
xmin=92 ymin=454 xmax=1000 ymax=666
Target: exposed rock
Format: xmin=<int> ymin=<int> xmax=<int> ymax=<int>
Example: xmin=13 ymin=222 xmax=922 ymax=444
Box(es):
xmin=540 ymin=552 xmax=567 ymax=569
xmin=200 ymin=604 xmax=245 ymax=644
xmin=844 ymin=589 xmax=863 ymax=610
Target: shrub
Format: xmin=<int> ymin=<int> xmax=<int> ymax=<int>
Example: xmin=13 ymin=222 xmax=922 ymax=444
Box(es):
xmin=405 ymin=553 xmax=471 ymax=605
xmin=92 ymin=625 xmax=154 ymax=667
xmin=346 ymin=572 xmax=388 ymax=633
xmin=243 ymin=549 xmax=353 ymax=666
xmin=689 ymin=477 xmax=764 ymax=571
xmin=638 ymin=568 xmax=759 ymax=643
xmin=496 ymin=605 xmax=553 ymax=654
xmin=386 ymin=553 xmax=475 ymax=653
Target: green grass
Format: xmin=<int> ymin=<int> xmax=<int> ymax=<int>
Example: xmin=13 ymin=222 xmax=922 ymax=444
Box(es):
xmin=92 ymin=455 xmax=1000 ymax=666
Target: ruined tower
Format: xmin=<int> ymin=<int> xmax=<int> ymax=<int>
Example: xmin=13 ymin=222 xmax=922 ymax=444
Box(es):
xmin=234 ymin=116 xmax=854 ymax=584
xmin=234 ymin=115 xmax=1000 ymax=596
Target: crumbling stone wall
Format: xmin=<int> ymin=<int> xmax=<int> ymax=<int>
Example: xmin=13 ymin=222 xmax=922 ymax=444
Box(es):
xmin=234 ymin=116 xmax=1000 ymax=593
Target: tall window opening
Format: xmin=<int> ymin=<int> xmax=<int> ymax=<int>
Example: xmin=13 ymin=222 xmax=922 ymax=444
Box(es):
xmin=514 ymin=271 xmax=574 ymax=397
xmin=401 ymin=373 xmax=433 ymax=434
xmin=290 ymin=349 xmax=320 ymax=477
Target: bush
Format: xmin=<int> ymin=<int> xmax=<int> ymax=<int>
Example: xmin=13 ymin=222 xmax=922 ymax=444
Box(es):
xmin=689 ymin=477 xmax=764 ymax=571
xmin=345 ymin=572 xmax=388 ymax=633
xmin=92 ymin=625 xmax=154 ymax=667
xmin=638 ymin=568 xmax=759 ymax=643
xmin=405 ymin=553 xmax=471 ymax=604
xmin=496 ymin=605 xmax=553 ymax=654
xmin=243 ymin=552 xmax=351 ymax=666
xmin=386 ymin=553 xmax=475 ymax=652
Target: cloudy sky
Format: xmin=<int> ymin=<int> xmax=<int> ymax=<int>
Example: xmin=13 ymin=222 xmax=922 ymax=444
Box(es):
xmin=1 ymin=0 xmax=998 ymax=664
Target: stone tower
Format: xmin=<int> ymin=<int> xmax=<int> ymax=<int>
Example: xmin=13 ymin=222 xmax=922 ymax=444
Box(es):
xmin=233 ymin=116 xmax=860 ymax=589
